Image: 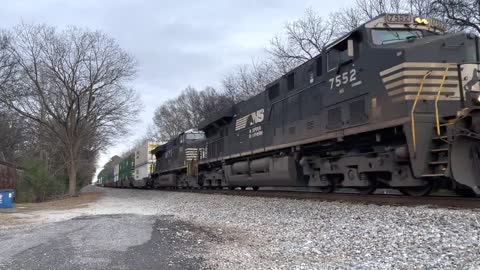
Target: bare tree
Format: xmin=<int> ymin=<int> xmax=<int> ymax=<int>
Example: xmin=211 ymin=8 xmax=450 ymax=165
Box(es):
xmin=267 ymin=8 xmax=338 ymax=73
xmin=332 ymin=0 xmax=441 ymax=33
xmin=407 ymin=0 xmax=437 ymax=16
xmin=142 ymin=124 xmax=163 ymax=143
xmin=330 ymin=7 xmax=367 ymax=35
xmin=433 ymin=0 xmax=480 ymax=34
xmin=331 ymin=0 xmax=405 ymax=34
xmin=355 ymin=0 xmax=404 ymax=19
xmin=153 ymin=86 xmax=231 ymax=140
xmin=0 ymin=23 xmax=138 ymax=195
xmin=0 ymin=34 xmax=17 ymax=87
xmin=0 ymin=35 xmax=27 ymax=162
xmin=222 ymin=59 xmax=277 ymax=102
xmin=153 ymin=98 xmax=190 ymax=140
xmin=0 ymin=106 xmax=29 ymax=161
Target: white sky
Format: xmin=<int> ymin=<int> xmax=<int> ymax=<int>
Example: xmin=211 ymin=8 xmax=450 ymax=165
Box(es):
xmin=0 ymin=0 xmax=353 ymax=180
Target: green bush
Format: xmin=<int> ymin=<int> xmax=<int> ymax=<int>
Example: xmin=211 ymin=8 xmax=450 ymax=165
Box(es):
xmin=15 ymin=160 xmax=67 ymax=202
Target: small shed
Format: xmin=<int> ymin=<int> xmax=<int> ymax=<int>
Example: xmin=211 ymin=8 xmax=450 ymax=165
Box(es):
xmin=0 ymin=161 xmax=20 ymax=190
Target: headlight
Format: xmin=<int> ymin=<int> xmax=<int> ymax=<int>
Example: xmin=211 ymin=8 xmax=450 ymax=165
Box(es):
xmin=470 ymin=91 xmax=480 ymax=106
xmin=415 ymin=17 xmax=429 ymax=25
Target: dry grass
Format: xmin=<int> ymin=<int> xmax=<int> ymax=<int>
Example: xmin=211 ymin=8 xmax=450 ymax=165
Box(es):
xmin=0 ymin=191 xmax=104 ymax=227
xmin=0 ymin=191 xmax=104 ymax=214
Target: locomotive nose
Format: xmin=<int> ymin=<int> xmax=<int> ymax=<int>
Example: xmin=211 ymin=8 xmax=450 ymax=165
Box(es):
xmin=450 ymin=135 xmax=480 ymax=195
xmin=449 ymin=110 xmax=480 ymax=196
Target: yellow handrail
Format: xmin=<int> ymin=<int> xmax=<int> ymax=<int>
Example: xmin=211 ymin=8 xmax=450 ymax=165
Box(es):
xmin=434 ymin=65 xmax=451 ymax=136
xmin=411 ymin=70 xmax=432 ymax=154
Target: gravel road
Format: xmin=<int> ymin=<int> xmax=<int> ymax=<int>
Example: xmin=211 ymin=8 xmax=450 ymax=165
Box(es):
xmin=0 ymin=186 xmax=479 ymax=269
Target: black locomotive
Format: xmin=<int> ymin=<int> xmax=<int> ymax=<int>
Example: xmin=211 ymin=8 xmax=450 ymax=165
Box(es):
xmin=150 ymin=14 xmax=480 ymax=196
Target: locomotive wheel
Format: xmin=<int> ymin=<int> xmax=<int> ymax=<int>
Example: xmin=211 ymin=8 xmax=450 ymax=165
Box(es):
xmin=319 ymin=185 xmax=335 ymax=193
xmin=252 ymin=187 xmax=259 ymax=191
xmin=356 ymin=174 xmax=377 ymax=195
xmin=241 ymin=187 xmax=246 ymax=191
xmin=455 ymin=188 xmax=476 ymax=197
xmin=399 ymin=182 xmax=435 ymax=197
xmin=229 ymin=187 xmax=235 ymax=190
xmin=357 ymin=184 xmax=377 ymax=195
xmin=454 ymin=184 xmax=477 ymax=197
xmin=318 ymin=178 xmax=335 ymax=193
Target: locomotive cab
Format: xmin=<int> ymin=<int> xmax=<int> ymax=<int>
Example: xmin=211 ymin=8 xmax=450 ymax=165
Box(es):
xmin=358 ymin=14 xmax=480 ymax=194
xmin=280 ymin=13 xmax=480 ymax=195
xmin=150 ymin=129 xmax=206 ymax=188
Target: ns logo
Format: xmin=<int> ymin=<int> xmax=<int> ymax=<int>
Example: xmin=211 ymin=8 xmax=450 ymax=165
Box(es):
xmin=235 ymin=108 xmax=265 ymax=131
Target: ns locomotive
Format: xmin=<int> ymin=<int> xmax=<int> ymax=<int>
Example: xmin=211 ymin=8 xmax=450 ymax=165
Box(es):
xmin=148 ymin=14 xmax=480 ymax=196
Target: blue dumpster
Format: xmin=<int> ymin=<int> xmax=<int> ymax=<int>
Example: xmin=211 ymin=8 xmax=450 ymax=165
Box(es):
xmin=0 ymin=190 xmax=15 ymax=208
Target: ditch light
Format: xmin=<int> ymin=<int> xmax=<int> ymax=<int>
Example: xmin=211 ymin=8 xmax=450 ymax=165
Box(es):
xmin=415 ymin=17 xmax=429 ymax=25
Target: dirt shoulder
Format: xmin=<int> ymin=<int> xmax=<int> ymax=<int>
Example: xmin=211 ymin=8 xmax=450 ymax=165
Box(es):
xmin=0 ymin=189 xmax=104 ymax=227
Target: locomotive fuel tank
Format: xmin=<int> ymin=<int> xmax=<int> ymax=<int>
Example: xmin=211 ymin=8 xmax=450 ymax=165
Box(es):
xmin=225 ymin=156 xmax=304 ymax=187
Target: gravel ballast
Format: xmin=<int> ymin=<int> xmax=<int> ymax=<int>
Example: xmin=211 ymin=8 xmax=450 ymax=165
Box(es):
xmin=3 ymin=186 xmax=480 ymax=269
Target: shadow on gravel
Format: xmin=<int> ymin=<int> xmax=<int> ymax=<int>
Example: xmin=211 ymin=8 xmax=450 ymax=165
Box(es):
xmin=0 ymin=214 xmax=218 ymax=270
xmin=108 ymin=215 xmax=212 ymax=270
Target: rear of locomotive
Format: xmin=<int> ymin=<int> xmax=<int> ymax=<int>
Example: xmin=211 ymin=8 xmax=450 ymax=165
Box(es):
xmin=369 ymin=15 xmax=480 ymax=195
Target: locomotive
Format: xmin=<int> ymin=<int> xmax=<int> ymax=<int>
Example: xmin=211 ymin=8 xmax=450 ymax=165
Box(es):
xmin=146 ymin=14 xmax=480 ymax=196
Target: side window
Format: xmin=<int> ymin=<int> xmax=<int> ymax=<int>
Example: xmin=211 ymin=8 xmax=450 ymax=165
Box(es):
xmin=327 ymin=40 xmax=350 ymax=71
xmin=219 ymin=127 xmax=228 ymax=137
xmin=327 ymin=49 xmax=340 ymax=71
xmin=268 ymin=83 xmax=280 ymax=100
xmin=287 ymin=73 xmax=295 ymax=90
xmin=316 ymin=56 xmax=323 ymax=76
xmin=307 ymin=70 xmax=314 ymax=84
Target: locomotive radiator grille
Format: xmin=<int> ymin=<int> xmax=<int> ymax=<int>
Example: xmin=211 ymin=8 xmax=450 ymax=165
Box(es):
xmin=379 ymin=62 xmax=461 ymax=102
xmin=185 ymin=148 xmax=204 ymax=161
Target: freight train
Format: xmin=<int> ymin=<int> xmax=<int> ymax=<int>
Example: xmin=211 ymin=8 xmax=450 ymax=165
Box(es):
xmin=100 ymin=14 xmax=480 ymax=196
xmin=98 ymin=141 xmax=159 ymax=188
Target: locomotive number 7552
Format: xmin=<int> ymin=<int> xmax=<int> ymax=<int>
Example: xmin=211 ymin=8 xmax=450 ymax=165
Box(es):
xmin=329 ymin=69 xmax=357 ymax=89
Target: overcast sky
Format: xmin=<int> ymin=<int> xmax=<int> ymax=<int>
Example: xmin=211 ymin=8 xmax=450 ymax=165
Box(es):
xmin=0 ymin=0 xmax=353 ymax=176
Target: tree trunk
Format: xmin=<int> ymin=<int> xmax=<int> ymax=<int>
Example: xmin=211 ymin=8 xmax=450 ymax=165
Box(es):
xmin=68 ymin=157 xmax=77 ymax=196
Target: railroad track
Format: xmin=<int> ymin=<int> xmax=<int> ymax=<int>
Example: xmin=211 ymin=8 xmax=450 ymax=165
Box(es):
xmin=165 ymin=188 xmax=480 ymax=209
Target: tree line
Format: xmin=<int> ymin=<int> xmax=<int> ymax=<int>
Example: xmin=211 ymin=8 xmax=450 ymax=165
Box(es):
xmin=150 ymin=0 xmax=480 ymax=142
xmin=0 ymin=24 xmax=138 ymax=199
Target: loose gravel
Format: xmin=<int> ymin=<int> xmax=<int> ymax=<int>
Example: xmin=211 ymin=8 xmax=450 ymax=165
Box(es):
xmin=4 ymin=186 xmax=480 ymax=269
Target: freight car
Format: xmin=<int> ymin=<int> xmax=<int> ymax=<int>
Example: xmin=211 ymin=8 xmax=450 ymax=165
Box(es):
xmin=148 ymin=14 xmax=480 ymax=197
xmin=98 ymin=156 xmax=122 ymax=187
xmin=97 ymin=141 xmax=160 ymax=188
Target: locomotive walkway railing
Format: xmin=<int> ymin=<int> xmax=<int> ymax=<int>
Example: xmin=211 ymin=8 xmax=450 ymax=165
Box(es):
xmin=435 ymin=65 xmax=453 ymax=136
xmin=412 ymin=62 xmax=480 ymax=154
xmin=411 ymin=70 xmax=432 ymax=154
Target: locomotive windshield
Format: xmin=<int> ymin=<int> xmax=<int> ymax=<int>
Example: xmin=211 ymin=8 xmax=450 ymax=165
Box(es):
xmin=186 ymin=132 xmax=205 ymax=140
xmin=371 ymin=29 xmax=423 ymax=45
